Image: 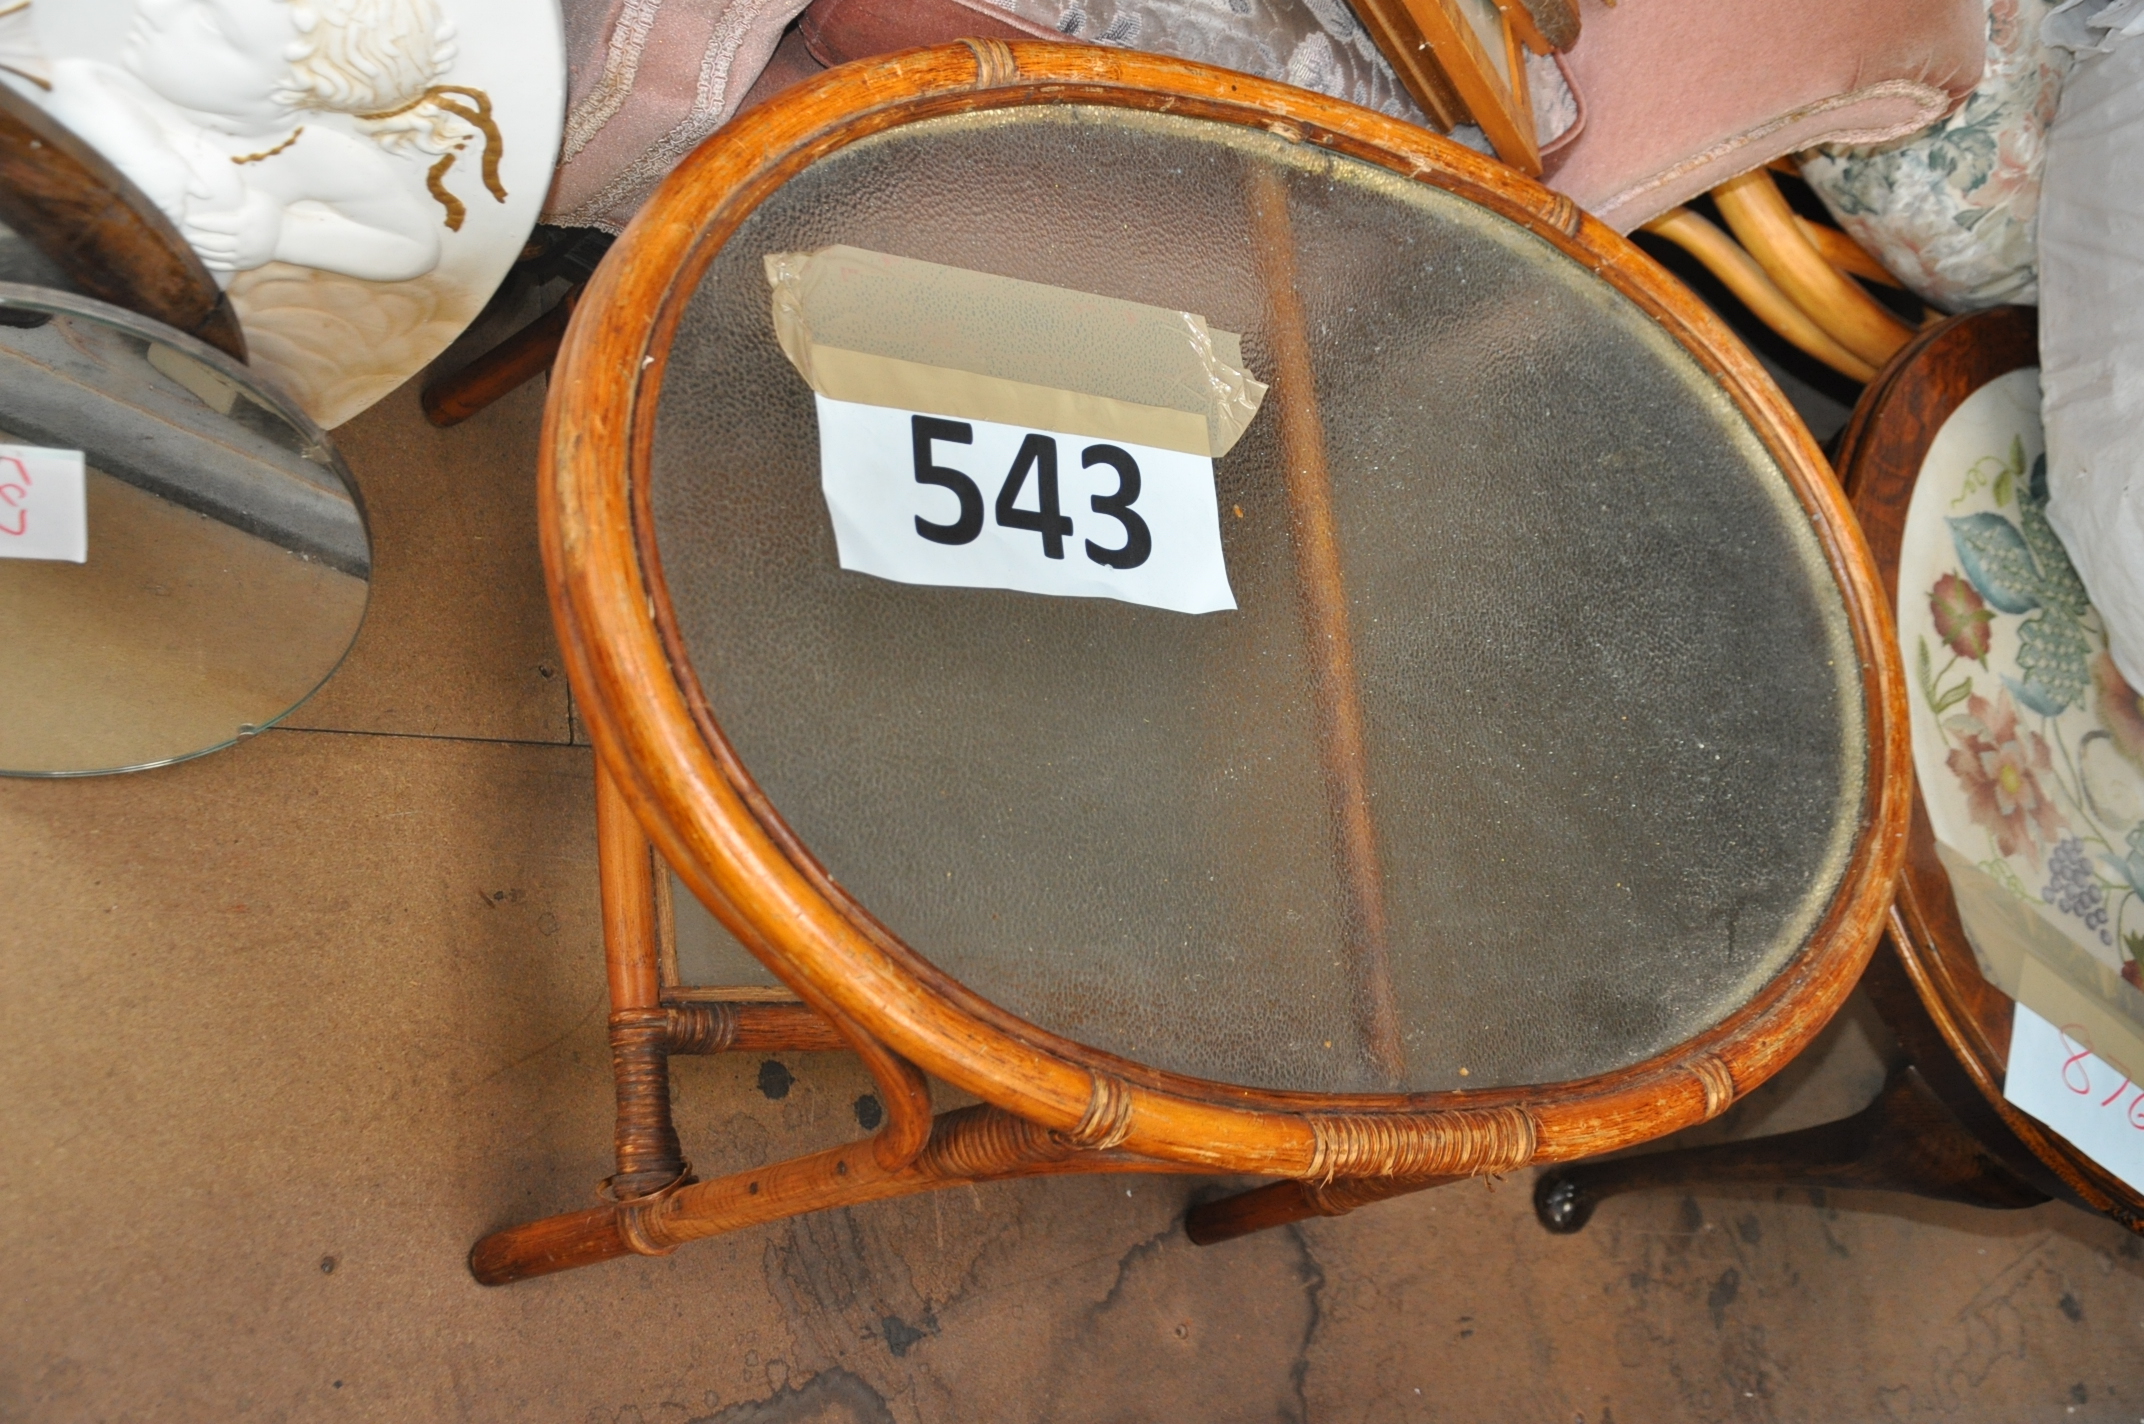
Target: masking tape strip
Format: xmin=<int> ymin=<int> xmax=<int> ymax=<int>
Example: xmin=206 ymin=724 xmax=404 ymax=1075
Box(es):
xmin=2017 ymin=957 xmax=2144 ymax=1087
xmin=804 ymin=345 xmax=1212 ymax=457
xmin=1938 ymin=840 xmax=2144 ymax=1044
xmin=766 ymin=246 xmax=1267 ymax=458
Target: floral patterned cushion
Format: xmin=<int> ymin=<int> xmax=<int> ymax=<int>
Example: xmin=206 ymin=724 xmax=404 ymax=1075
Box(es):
xmin=1799 ymin=0 xmax=2071 ymax=313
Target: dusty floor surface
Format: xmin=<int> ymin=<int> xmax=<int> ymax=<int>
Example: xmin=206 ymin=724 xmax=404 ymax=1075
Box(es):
xmin=5 ymin=378 xmax=2144 ymax=1424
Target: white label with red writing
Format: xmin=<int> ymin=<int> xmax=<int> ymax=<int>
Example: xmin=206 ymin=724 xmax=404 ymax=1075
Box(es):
xmin=2004 ymin=1002 xmax=2144 ymax=1194
xmin=815 ymin=396 xmax=1236 ymax=615
xmin=0 ymin=444 xmax=87 ymax=563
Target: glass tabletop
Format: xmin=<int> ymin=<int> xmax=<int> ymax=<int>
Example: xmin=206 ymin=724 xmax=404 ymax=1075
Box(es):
xmin=647 ymin=106 xmax=1865 ymax=1095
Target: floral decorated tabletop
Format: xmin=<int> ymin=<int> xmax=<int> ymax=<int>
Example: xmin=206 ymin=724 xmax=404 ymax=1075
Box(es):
xmin=1900 ymin=366 xmax=2144 ymax=1012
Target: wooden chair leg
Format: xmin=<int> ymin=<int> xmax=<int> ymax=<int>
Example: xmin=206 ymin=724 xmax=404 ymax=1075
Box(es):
xmin=1531 ymin=1064 xmax=2049 ymax=1235
xmin=1184 ymin=1173 xmax=1463 ymax=1246
xmin=1795 ymin=216 xmax=1902 ymax=290
xmin=1640 ymin=207 xmax=1879 ymax=383
xmin=593 ymin=764 xmax=690 ymax=1196
xmin=420 ymin=284 xmax=581 ymax=428
xmin=476 ymin=761 xmax=1029 ymax=1284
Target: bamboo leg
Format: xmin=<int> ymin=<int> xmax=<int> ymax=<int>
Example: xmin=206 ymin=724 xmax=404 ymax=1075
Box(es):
xmin=598 ymin=756 xmax=928 ymax=1177
xmin=1793 ymin=216 xmax=1902 ymax=290
xmin=1530 ymin=1065 xmax=2048 ymax=1234
xmin=1249 ymin=164 xmax=1408 ymax=1086
xmin=596 ymin=762 xmax=688 ymax=1198
xmin=469 ymin=1103 xmax=1208 ymax=1285
xmin=474 ymin=764 xmax=941 ymax=1283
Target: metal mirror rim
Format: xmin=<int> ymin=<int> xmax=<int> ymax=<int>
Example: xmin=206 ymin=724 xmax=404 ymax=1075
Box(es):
xmin=542 ymin=41 xmax=1910 ymax=1175
xmin=0 ymin=280 xmax=370 ymax=777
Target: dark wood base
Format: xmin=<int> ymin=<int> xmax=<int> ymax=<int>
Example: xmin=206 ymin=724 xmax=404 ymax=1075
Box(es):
xmin=0 ymin=85 xmax=245 ymax=360
xmin=1185 ymin=1174 xmax=1461 ymax=1245
xmin=1531 ymin=1065 xmax=2048 ymax=1234
xmin=421 ymin=285 xmax=578 ymax=427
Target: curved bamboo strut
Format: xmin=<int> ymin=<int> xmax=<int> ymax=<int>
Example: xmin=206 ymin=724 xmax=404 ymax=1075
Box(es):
xmin=1795 ymin=216 xmax=1903 ymax=290
xmin=1641 ymin=207 xmax=1877 ymax=382
xmin=1712 ymin=168 xmax=1913 ymax=369
xmin=1756 ymin=158 xmax=1906 ymax=290
xmin=1248 ymin=163 xmax=1407 ymax=1086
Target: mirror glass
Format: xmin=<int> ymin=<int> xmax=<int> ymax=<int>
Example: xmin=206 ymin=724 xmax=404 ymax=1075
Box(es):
xmin=0 ymin=283 xmax=369 ymax=775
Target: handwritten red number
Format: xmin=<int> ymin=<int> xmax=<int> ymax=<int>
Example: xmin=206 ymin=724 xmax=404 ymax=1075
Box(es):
xmin=2099 ymin=1050 xmax=2144 ymax=1128
xmin=0 ymin=453 xmax=28 ymax=537
xmin=2060 ymin=1025 xmax=2095 ymax=1095
xmin=2102 ymin=1063 xmax=2135 ymax=1107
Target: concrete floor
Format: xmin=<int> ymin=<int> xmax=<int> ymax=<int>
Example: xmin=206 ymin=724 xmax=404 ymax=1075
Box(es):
xmin=5 ymin=377 xmax=2144 ymax=1424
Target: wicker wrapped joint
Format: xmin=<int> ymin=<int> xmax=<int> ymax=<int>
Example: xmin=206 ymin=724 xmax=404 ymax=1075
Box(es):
xmin=469 ymin=40 xmax=1908 ymax=1285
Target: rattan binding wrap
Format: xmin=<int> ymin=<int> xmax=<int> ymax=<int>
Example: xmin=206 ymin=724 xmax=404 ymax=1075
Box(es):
xmin=961 ymin=37 xmax=1019 ymax=90
xmin=1541 ymin=190 xmax=1583 ymax=238
xmin=1688 ymin=1054 xmax=1736 ymax=1121
xmin=665 ymin=1003 xmax=738 ymax=1054
xmin=919 ymin=1105 xmax=1072 ymax=1179
xmin=1065 ymin=1072 xmax=1135 ymax=1150
xmin=1304 ymin=1106 xmax=1537 ymax=1184
xmin=609 ymin=1008 xmax=685 ymax=1194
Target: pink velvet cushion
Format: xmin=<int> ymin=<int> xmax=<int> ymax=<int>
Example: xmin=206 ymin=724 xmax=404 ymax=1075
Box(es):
xmin=1544 ymin=0 xmax=1988 ymax=232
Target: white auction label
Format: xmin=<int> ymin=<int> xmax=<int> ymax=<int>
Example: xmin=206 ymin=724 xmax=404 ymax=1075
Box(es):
xmin=2005 ymin=1001 xmax=2144 ymax=1195
xmin=0 ymin=444 xmax=87 ymax=563
xmin=815 ymin=395 xmax=1236 ymax=614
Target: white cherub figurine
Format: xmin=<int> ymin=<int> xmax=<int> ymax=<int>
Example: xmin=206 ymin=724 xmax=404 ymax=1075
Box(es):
xmin=29 ymin=0 xmax=502 ymax=284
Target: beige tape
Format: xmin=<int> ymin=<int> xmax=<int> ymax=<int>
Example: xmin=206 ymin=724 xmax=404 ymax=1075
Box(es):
xmin=803 ymin=346 xmax=1212 ymax=456
xmin=765 ymin=246 xmax=1267 ymax=458
xmin=1938 ymin=841 xmax=2144 ymax=1039
xmin=2018 ymin=957 xmax=2144 ymax=1084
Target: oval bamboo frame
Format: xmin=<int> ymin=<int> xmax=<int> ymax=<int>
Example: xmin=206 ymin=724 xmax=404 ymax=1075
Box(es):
xmin=542 ymin=42 xmax=1910 ymax=1186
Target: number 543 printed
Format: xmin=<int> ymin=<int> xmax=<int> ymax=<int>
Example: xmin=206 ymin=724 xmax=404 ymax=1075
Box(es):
xmin=813 ymin=395 xmax=1237 ymax=615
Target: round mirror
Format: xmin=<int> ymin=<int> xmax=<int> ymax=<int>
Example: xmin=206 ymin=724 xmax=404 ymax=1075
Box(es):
xmin=0 ymin=282 xmax=369 ymax=775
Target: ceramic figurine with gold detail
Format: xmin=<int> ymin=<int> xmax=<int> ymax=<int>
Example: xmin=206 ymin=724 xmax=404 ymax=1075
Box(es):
xmin=0 ymin=0 xmax=563 ymax=427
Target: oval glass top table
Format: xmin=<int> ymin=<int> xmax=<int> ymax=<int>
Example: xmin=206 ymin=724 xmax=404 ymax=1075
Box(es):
xmin=471 ymin=41 xmax=1907 ymax=1284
